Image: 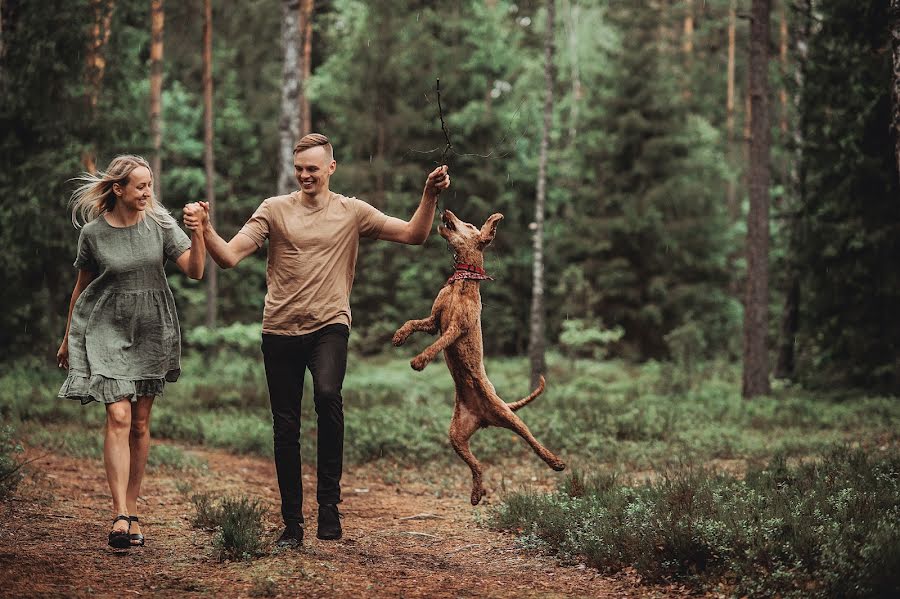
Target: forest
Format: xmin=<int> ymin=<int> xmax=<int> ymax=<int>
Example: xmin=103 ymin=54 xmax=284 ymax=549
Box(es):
xmin=1 ymin=1 xmax=899 ymax=597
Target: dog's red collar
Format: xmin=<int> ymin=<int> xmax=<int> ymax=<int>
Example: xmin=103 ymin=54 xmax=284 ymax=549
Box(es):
xmin=446 ymin=263 xmax=493 ymax=284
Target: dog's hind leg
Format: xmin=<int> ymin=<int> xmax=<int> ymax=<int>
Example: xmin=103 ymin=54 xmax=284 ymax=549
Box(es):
xmin=392 ymin=316 xmax=438 ymax=346
xmin=494 ymin=406 xmax=566 ymax=472
xmin=449 ymin=405 xmax=487 ymax=505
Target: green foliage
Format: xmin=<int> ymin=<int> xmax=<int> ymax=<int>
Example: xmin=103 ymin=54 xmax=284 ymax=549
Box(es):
xmin=556 ymin=5 xmax=736 ymax=361
xmin=184 ymin=322 xmax=263 ymax=354
xmin=191 ymin=493 xmax=266 ymax=561
xmin=214 ymin=496 xmax=266 ymax=561
xmin=2 ymin=352 xmax=898 ymax=470
xmin=558 ymin=318 xmax=624 ymax=359
xmin=795 ymin=0 xmax=900 ymax=392
xmin=0 ymin=427 xmax=25 ymax=501
xmin=491 ymin=446 xmax=900 ymax=598
xmin=147 ymin=445 xmax=207 ymax=471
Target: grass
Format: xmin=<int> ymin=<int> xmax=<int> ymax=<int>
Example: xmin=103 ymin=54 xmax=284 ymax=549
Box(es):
xmin=490 ymin=446 xmax=900 ymax=598
xmin=1 ymin=350 xmax=898 ymax=470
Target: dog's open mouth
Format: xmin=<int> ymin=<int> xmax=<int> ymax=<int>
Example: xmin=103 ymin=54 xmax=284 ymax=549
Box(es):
xmin=440 ymin=211 xmax=456 ymax=231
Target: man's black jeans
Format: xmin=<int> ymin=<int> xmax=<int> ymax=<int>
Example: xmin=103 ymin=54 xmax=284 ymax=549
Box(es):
xmin=261 ymin=324 xmax=349 ymax=526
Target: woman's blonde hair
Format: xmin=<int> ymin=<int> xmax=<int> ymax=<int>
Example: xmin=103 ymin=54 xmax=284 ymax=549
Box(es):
xmin=69 ymin=154 xmax=175 ymax=229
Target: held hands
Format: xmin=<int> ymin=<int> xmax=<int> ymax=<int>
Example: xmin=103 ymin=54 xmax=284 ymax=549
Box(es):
xmin=424 ymin=165 xmax=450 ymax=197
xmin=183 ymin=201 xmax=210 ymax=231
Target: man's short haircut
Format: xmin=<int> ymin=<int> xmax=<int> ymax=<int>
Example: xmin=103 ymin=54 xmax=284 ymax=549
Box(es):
xmin=293 ymin=133 xmax=334 ymax=161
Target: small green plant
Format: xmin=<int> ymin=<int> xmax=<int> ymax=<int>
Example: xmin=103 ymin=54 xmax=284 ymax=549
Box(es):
xmin=0 ymin=427 xmax=24 ymax=500
xmin=558 ymin=318 xmax=624 ymax=360
xmin=147 ymin=444 xmax=206 ymax=471
xmin=190 ymin=492 xmax=223 ymax=530
xmin=214 ymin=497 xmax=266 ymax=561
xmin=190 ymin=492 xmax=267 ymax=561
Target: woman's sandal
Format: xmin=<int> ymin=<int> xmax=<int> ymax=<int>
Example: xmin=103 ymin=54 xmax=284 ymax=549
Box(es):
xmin=128 ymin=516 xmax=145 ymax=547
xmin=108 ymin=515 xmax=132 ymax=549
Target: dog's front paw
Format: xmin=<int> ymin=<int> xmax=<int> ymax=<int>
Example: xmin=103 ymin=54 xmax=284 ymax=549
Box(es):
xmin=392 ymin=330 xmax=408 ymax=346
xmin=470 ymin=486 xmax=487 ymax=506
xmin=410 ymin=354 xmax=429 ymax=371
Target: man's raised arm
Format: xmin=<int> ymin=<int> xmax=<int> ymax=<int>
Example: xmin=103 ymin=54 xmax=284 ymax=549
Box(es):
xmin=183 ymin=201 xmax=258 ymax=269
xmin=377 ymin=165 xmax=450 ymax=245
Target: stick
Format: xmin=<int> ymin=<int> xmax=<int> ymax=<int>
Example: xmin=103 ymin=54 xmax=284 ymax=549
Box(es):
xmin=437 ymin=78 xmax=453 ymax=164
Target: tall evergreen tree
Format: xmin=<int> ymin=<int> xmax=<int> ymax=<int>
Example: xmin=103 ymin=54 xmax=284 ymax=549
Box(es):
xmin=559 ymin=3 xmax=735 ymax=360
xmin=798 ymin=0 xmax=900 ymax=391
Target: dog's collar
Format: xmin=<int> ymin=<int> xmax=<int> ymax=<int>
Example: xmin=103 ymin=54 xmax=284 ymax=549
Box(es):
xmin=446 ymin=263 xmax=493 ymax=284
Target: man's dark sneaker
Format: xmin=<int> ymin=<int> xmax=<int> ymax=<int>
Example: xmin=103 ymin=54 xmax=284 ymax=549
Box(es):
xmin=276 ymin=523 xmax=303 ymax=548
xmin=316 ymin=504 xmax=342 ymax=540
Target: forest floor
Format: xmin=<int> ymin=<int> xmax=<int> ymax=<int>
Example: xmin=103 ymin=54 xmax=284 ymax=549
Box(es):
xmin=0 ymin=443 xmax=708 ymax=599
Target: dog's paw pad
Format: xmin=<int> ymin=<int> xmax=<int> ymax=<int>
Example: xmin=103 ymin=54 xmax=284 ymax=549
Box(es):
xmin=410 ymin=357 xmax=427 ymax=371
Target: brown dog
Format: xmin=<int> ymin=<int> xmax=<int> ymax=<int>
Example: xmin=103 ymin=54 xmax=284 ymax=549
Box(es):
xmin=392 ymin=210 xmax=565 ymax=505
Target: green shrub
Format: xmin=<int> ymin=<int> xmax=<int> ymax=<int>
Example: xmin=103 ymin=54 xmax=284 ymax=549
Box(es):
xmin=491 ymin=446 xmax=900 ymax=598
xmin=214 ymin=497 xmax=267 ymax=561
xmin=190 ymin=492 xmax=267 ymax=561
xmin=0 ymin=426 xmax=24 ymax=500
xmin=27 ymin=428 xmax=104 ymax=460
xmin=147 ymin=445 xmax=206 ymax=471
xmin=190 ymin=492 xmax=223 ymax=530
xmin=558 ymin=318 xmax=624 ymax=359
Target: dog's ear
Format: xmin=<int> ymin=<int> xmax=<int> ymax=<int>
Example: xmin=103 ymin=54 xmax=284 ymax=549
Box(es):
xmin=479 ymin=213 xmax=504 ymax=246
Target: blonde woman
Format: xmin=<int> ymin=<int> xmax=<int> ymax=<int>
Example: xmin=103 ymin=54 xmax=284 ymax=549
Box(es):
xmin=56 ymin=155 xmax=205 ymax=549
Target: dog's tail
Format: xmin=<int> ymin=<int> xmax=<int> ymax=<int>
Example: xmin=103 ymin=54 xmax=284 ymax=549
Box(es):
xmin=506 ymin=375 xmax=545 ymax=412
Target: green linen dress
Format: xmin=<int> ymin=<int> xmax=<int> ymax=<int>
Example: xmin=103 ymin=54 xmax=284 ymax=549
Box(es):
xmin=58 ymin=215 xmax=192 ymax=405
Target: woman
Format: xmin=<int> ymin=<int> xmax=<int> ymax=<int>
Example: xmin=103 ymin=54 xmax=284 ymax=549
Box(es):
xmin=56 ymin=155 xmax=205 ymax=548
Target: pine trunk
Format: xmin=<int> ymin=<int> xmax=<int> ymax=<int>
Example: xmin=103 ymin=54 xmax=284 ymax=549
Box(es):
xmin=775 ymin=0 xmax=811 ymax=380
xmin=82 ymin=0 xmax=114 ymax=172
xmin=278 ymin=0 xmax=301 ymax=195
xmin=742 ymin=0 xmax=772 ymax=398
xmin=149 ymin=0 xmax=164 ymax=201
xmin=203 ymin=0 xmax=217 ymax=328
xmin=299 ymin=0 xmax=314 ymax=135
xmin=564 ymin=0 xmax=581 ymax=144
xmin=529 ymin=0 xmax=555 ymax=390
xmin=892 ymin=0 xmax=900 ymax=178
xmin=726 ymin=0 xmax=737 ymax=219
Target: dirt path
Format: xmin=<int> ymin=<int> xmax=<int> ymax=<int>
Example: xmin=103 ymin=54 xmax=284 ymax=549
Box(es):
xmin=0 ymin=444 xmax=695 ymax=598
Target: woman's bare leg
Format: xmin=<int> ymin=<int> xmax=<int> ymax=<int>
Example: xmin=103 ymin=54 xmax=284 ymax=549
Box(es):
xmin=104 ymin=399 xmax=132 ymax=533
xmin=126 ymin=395 xmax=154 ymax=539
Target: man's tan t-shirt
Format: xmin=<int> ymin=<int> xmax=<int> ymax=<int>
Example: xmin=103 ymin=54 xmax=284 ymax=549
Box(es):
xmin=238 ymin=191 xmax=388 ymax=335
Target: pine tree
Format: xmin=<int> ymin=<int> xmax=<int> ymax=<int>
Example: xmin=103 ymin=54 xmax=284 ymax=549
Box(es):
xmin=561 ymin=3 xmax=735 ymax=360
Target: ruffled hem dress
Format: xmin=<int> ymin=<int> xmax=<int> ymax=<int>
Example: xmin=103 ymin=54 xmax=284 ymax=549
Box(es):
xmin=58 ymin=215 xmax=192 ymax=405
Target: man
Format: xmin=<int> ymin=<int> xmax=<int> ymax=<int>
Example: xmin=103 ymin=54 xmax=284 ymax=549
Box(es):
xmin=183 ymin=133 xmax=449 ymax=546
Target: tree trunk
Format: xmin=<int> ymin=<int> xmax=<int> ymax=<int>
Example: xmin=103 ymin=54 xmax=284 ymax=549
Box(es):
xmin=149 ymin=0 xmax=164 ymax=201
xmin=775 ymin=0 xmax=811 ymax=380
xmin=278 ymin=0 xmax=301 ymax=195
xmin=892 ymin=0 xmax=900 ymax=178
xmin=726 ymin=0 xmax=737 ymax=220
xmin=529 ymin=0 xmax=555 ymax=390
xmin=742 ymin=0 xmax=772 ymax=398
xmin=564 ymin=0 xmax=581 ymax=144
xmin=299 ymin=0 xmax=314 ymax=135
xmin=777 ymin=0 xmax=790 ymax=209
xmin=203 ymin=0 xmax=217 ymax=329
xmin=82 ymin=0 xmax=115 ymax=173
